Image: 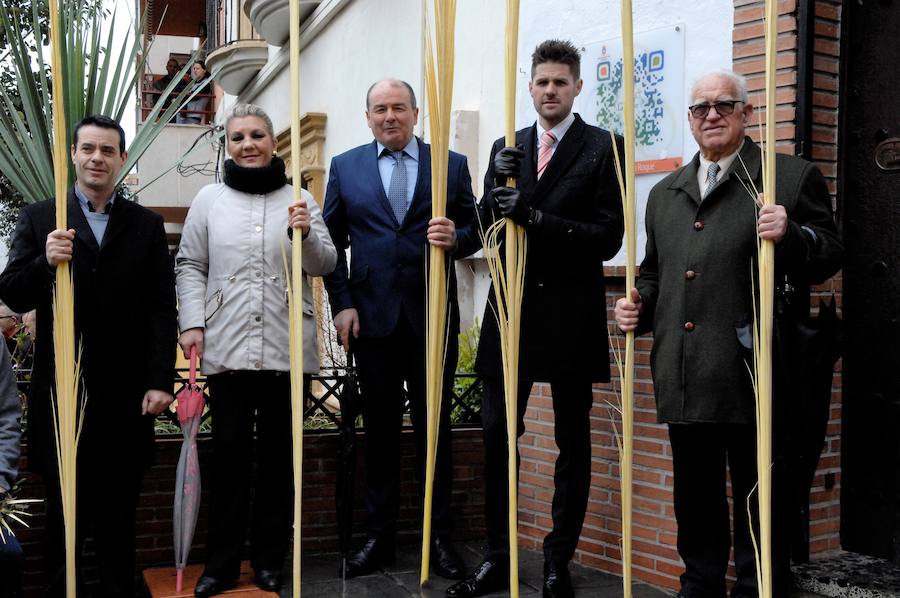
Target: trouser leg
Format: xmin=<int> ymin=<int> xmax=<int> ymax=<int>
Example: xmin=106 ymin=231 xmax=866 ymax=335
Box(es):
xmin=405 ymin=327 xmax=457 ymax=539
xmin=249 ymin=372 xmax=294 ymax=572
xmin=728 ymin=425 xmax=760 ymax=598
xmin=87 ymin=463 xmax=142 ymax=598
xmin=482 ymin=377 xmax=531 ymax=562
xmin=0 ymin=533 xmax=23 ymax=598
xmin=729 ymin=426 xmax=794 ymax=598
xmin=354 ymin=334 xmax=405 ymax=540
xmin=542 ymin=380 xmax=593 ymax=565
xmin=204 ymin=372 xmax=256 ymax=580
xmin=669 ymin=424 xmax=730 ymax=598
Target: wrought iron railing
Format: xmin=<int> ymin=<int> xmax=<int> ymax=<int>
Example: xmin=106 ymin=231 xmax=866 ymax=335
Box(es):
xmin=13 ymin=367 xmax=483 ymax=435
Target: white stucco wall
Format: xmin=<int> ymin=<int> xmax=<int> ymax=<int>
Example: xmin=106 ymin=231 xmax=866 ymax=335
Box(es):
xmin=134 ymin=124 xmax=221 ymax=208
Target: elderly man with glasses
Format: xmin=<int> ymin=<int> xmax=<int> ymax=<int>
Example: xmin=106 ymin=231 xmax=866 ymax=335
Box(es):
xmin=614 ymin=70 xmax=843 ymax=598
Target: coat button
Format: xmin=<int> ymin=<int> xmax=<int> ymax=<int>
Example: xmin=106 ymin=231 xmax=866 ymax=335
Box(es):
xmin=255 ymin=271 xmax=262 ymax=278
xmin=684 ymin=321 xmax=695 ymax=331
xmin=254 ymin=315 xmax=261 ymax=322
xmin=254 ymin=361 xmax=261 ymax=369
xmin=685 ymin=270 xmax=696 ymax=280
xmin=255 ymin=225 xmax=262 ymax=233
xmin=693 ymin=221 xmax=704 ymax=231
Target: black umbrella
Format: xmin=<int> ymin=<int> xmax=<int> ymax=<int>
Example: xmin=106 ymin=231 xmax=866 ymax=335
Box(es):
xmin=735 ymin=285 xmax=842 ymax=561
xmin=336 ymin=351 xmax=360 ymax=578
xmin=772 ymin=291 xmax=842 ymax=561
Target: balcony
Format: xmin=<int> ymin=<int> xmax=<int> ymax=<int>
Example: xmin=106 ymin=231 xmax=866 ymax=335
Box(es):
xmin=243 ymin=0 xmax=323 ymax=47
xmin=205 ymin=39 xmax=269 ymax=96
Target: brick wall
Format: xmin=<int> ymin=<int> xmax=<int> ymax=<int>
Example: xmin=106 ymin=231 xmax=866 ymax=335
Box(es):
xmin=13 ymin=428 xmax=486 ymax=596
xmin=516 ymin=0 xmax=845 ymax=591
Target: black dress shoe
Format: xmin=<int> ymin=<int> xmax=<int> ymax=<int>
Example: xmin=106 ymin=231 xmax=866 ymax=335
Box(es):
xmin=194 ymin=575 xmax=235 ymax=598
xmin=342 ymin=536 xmax=395 ymax=578
xmin=432 ymin=537 xmax=465 ymax=580
xmin=445 ymin=559 xmax=508 ymax=597
xmin=253 ymin=569 xmax=283 ymax=592
xmin=542 ymin=562 xmax=574 ymax=598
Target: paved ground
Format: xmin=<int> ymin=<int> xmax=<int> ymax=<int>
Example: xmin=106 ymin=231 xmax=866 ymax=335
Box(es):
xmin=292 ymin=541 xmax=672 ymax=598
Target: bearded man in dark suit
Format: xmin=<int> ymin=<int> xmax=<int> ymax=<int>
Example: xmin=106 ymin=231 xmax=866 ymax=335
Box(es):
xmin=449 ymin=39 xmax=624 ymax=598
xmin=0 ymin=115 xmax=177 ymax=597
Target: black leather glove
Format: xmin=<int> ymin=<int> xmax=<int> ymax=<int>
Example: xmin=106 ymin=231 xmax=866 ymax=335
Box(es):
xmin=492 ymin=186 xmax=532 ymax=225
xmin=493 ymin=145 xmax=525 ymax=185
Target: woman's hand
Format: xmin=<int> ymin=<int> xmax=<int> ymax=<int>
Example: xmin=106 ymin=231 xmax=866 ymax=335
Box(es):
xmin=178 ymin=327 xmax=205 ymax=360
xmin=289 ymin=199 xmax=311 ymax=236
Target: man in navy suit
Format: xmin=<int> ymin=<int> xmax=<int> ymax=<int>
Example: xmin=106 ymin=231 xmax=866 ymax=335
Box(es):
xmin=323 ymin=79 xmax=475 ymax=579
xmin=448 ymin=40 xmax=624 ymax=598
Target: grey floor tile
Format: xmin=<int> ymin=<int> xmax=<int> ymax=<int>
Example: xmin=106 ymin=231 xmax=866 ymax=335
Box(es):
xmin=277 ymin=544 xmax=675 ymax=598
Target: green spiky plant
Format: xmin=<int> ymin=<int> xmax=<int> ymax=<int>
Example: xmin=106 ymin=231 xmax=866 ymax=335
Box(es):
xmin=0 ymin=0 xmax=208 ymax=205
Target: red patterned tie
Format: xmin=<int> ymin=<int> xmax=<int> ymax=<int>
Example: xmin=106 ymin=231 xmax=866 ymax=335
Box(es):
xmin=537 ymin=130 xmax=556 ymax=178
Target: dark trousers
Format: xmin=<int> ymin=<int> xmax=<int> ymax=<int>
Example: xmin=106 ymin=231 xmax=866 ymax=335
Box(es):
xmin=42 ymin=458 xmax=143 ymax=598
xmin=481 ymin=377 xmax=593 ymax=566
xmin=352 ymin=314 xmax=456 ymax=541
xmin=669 ymin=423 xmax=792 ymax=598
xmin=204 ymin=371 xmax=294 ymax=580
xmin=0 ymin=532 xmax=23 ymax=598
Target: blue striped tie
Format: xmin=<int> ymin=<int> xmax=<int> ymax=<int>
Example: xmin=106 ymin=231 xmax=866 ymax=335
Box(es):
xmin=387 ymin=151 xmax=408 ymax=223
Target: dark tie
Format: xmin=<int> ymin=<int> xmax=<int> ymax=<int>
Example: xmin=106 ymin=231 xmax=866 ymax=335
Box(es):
xmin=387 ymin=151 xmax=408 ymax=223
xmin=703 ymin=162 xmax=720 ymax=199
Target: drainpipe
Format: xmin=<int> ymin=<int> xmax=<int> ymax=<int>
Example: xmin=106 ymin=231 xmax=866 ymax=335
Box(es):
xmin=795 ymin=0 xmax=815 ymax=160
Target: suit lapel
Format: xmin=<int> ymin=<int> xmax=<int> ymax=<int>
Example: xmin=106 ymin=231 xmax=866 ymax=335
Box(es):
xmin=100 ymin=194 xmax=131 ymax=250
xmin=405 ymin=137 xmax=430 ymax=227
xmin=66 ymin=188 xmax=100 ymax=255
xmin=531 ymin=115 xmax=586 ymax=209
xmin=517 ymin=126 xmax=538 ymax=194
xmin=677 ymin=137 xmax=761 ymax=208
xmin=726 ymin=137 xmax=762 ymax=196
xmin=365 ymin=140 xmax=400 ymax=226
xmin=669 ymin=154 xmax=702 ymax=206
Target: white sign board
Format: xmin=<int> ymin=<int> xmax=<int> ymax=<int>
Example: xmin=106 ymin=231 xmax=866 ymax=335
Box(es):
xmin=578 ymin=23 xmax=686 ymax=174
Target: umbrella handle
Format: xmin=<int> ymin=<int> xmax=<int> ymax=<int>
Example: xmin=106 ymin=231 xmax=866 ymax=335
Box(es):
xmin=189 ymin=346 xmax=197 ymax=385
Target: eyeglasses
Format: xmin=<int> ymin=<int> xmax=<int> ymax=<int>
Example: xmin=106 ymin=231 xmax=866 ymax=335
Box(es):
xmin=688 ymin=100 xmax=742 ymax=119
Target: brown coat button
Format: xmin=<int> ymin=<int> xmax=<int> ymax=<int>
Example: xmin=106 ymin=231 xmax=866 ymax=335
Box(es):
xmin=693 ymin=221 xmax=704 ymax=231
xmin=685 ymin=270 xmax=696 ymax=280
xmin=684 ymin=321 xmax=695 ymax=331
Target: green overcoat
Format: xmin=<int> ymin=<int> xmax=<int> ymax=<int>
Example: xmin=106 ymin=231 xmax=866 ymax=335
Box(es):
xmin=636 ymin=138 xmax=843 ymax=424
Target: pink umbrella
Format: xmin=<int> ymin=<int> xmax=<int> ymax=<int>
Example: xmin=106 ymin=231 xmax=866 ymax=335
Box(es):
xmin=173 ymin=347 xmax=205 ymax=592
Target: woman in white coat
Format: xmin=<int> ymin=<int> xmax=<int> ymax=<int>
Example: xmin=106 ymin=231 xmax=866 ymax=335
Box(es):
xmin=175 ymin=104 xmax=337 ymax=597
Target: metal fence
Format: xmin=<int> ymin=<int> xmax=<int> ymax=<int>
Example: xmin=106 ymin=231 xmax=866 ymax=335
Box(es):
xmin=13 ymin=367 xmax=484 ymax=435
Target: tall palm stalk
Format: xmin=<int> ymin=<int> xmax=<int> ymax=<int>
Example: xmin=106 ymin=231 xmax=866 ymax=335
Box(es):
xmin=420 ymin=0 xmax=456 ymax=586
xmin=617 ymin=1 xmax=637 ymax=595
xmin=478 ymin=2 xmax=526 ymax=595
xmin=752 ymin=1 xmax=778 ymax=596
xmin=287 ymin=1 xmax=304 ymax=595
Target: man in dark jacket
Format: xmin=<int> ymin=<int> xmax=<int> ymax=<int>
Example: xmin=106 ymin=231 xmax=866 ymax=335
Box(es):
xmin=0 ymin=114 xmax=177 ymax=597
xmin=615 ymin=71 xmax=842 ymax=598
xmin=449 ymin=40 xmax=624 ymax=598
xmin=322 ymin=79 xmax=475 ymax=580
